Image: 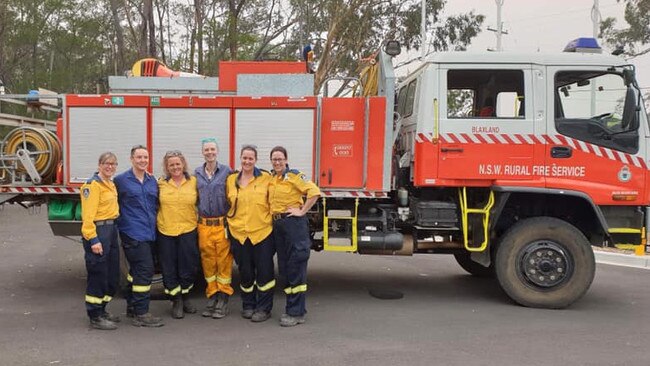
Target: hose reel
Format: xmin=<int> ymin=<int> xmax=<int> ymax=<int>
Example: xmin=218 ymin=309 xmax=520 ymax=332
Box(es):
xmin=0 ymin=127 xmax=62 ymax=184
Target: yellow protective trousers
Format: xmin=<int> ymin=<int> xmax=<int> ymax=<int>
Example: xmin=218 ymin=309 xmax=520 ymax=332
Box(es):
xmin=198 ymin=221 xmax=234 ymax=298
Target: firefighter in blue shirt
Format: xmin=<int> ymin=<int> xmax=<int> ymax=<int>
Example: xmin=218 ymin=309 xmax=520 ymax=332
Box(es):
xmin=80 ymin=152 xmax=120 ymax=330
xmin=114 ymin=145 xmax=164 ymax=327
xmin=268 ymin=146 xmax=320 ymax=327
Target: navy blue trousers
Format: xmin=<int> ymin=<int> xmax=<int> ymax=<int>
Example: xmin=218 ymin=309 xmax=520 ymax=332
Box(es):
xmin=83 ymin=223 xmax=119 ymax=319
xmin=120 ymin=233 xmax=155 ymax=316
xmin=230 ymin=234 xmax=275 ymax=313
xmin=273 ymin=216 xmax=310 ymax=317
xmin=157 ymin=230 xmax=199 ymax=297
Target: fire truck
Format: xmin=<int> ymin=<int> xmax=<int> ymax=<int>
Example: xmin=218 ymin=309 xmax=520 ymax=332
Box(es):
xmin=1 ymin=38 xmax=647 ymax=309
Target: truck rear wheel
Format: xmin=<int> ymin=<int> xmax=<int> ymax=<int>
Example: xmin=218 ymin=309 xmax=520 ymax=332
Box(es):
xmin=453 ymin=252 xmax=494 ymax=277
xmin=495 ymin=216 xmax=595 ymax=309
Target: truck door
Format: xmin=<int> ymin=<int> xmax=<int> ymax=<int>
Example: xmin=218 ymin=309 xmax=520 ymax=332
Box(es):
xmin=546 ymin=66 xmax=647 ymax=205
xmin=437 ymin=66 xmax=543 ymax=185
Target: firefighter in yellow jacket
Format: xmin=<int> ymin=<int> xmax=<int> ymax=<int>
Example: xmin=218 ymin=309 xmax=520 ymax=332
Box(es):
xmin=80 ymin=152 xmax=120 ymax=330
xmin=268 ymin=146 xmax=320 ymax=327
xmin=226 ymin=145 xmax=275 ymax=322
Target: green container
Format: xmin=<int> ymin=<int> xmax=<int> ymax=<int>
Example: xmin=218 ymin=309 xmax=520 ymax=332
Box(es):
xmin=48 ymin=199 xmax=76 ymax=220
xmin=74 ymin=202 xmax=82 ymax=221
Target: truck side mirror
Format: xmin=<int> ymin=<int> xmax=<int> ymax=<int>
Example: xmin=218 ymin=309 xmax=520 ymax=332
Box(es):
xmin=621 ymin=86 xmax=639 ymax=130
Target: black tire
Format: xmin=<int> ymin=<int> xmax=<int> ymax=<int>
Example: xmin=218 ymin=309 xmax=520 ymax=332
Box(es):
xmin=453 ymin=252 xmax=494 ymax=277
xmin=495 ymin=216 xmax=595 ymax=309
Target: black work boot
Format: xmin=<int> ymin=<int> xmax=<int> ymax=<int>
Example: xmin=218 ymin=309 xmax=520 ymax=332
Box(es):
xmin=100 ymin=311 xmax=121 ymax=323
xmin=171 ymin=296 xmax=184 ymax=319
xmin=182 ymin=294 xmax=197 ymax=314
xmin=212 ymin=293 xmax=230 ymax=319
xmin=132 ymin=313 xmax=164 ymax=327
xmin=90 ymin=317 xmax=118 ymax=330
xmin=202 ymin=294 xmax=217 ymax=317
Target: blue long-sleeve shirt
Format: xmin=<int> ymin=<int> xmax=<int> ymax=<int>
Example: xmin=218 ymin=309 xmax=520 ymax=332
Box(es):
xmin=194 ymin=162 xmax=231 ymax=218
xmin=114 ymin=169 xmax=158 ymax=242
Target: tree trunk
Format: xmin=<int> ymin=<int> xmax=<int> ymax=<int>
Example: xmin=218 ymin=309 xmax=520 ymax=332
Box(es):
xmin=155 ymin=0 xmax=166 ymax=62
xmin=108 ymin=0 xmax=126 ymax=73
xmin=194 ymin=0 xmax=204 ymax=73
xmin=146 ymin=0 xmax=156 ymax=56
xmin=227 ymin=0 xmax=246 ymax=60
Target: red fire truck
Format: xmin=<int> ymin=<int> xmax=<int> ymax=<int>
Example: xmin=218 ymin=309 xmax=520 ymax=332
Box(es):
xmin=1 ymin=38 xmax=647 ymax=308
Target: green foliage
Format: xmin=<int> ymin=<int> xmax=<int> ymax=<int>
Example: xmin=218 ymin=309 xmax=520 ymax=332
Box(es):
xmin=0 ymin=0 xmax=484 ymax=96
xmin=600 ymin=0 xmax=650 ymax=57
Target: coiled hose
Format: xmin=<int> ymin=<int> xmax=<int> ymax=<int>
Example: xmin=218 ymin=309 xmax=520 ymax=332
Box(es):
xmin=1 ymin=127 xmax=62 ymax=184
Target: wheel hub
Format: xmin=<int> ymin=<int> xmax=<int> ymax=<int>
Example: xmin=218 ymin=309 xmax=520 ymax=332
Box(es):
xmin=518 ymin=241 xmax=572 ymax=288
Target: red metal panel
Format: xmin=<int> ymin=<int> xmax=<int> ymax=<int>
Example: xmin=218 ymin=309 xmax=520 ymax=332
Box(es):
xmin=156 ymin=96 xmax=232 ymax=108
xmin=366 ymin=97 xmax=386 ymax=191
xmin=413 ymin=138 xmax=439 ymax=186
xmin=232 ymin=96 xmax=316 ymax=109
xmin=319 ymin=98 xmax=365 ymax=188
xmin=219 ymin=61 xmax=308 ymax=92
xmin=65 ymin=94 xmax=149 ymax=107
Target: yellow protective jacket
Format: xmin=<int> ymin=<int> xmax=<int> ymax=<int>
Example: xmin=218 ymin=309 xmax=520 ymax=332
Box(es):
xmin=80 ymin=173 xmax=119 ymax=244
xmin=269 ymin=167 xmax=320 ymax=214
xmin=225 ymin=168 xmax=272 ymax=244
xmin=157 ymin=174 xmax=198 ymax=236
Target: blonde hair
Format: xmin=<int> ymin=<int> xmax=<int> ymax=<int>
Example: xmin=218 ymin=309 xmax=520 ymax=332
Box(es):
xmin=162 ymin=150 xmax=188 ymax=178
xmin=98 ymin=152 xmax=117 ymax=165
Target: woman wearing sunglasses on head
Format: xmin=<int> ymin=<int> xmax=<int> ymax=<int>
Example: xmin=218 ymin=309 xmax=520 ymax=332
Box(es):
xmin=157 ymin=150 xmax=200 ymax=319
xmin=226 ymin=145 xmax=275 ymax=323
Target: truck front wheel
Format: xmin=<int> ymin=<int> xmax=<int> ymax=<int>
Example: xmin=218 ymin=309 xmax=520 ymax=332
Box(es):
xmin=495 ymin=217 xmax=595 ymax=309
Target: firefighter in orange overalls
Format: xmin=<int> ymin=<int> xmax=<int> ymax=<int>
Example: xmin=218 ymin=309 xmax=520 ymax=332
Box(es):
xmin=194 ymin=138 xmax=233 ymax=318
xmin=268 ymin=146 xmax=320 ymax=327
xmin=80 ymin=152 xmax=120 ymax=330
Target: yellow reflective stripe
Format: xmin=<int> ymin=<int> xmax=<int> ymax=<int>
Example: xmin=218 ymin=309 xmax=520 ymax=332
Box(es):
xmin=132 ymin=284 xmax=151 ymax=293
xmin=127 ymin=274 xmax=133 ymax=283
xmin=85 ymin=295 xmax=104 ymax=304
xmin=205 ymin=275 xmax=217 ymax=283
xmin=165 ymin=286 xmax=181 ymax=296
xmin=608 ymin=228 xmax=642 ymax=234
xmin=292 ymin=284 xmax=307 ymax=293
xmin=216 ymin=276 xmax=231 ymax=285
xmin=284 ymin=284 xmax=308 ymax=294
xmin=257 ymin=279 xmax=276 ymax=292
xmin=103 ymin=295 xmax=112 ymax=302
xmin=240 ymin=283 xmax=255 ymax=293
xmin=181 ymin=284 xmax=194 ymax=294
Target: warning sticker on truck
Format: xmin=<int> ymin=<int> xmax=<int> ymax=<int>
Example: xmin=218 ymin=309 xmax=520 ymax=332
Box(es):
xmin=333 ymin=144 xmax=353 ymax=157
xmin=331 ymin=120 xmax=355 ymax=131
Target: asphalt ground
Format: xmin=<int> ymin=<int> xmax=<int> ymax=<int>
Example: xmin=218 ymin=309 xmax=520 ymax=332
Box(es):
xmin=1 ymin=204 xmax=650 ymax=366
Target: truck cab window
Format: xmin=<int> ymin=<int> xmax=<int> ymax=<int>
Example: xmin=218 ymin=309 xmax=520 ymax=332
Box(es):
xmin=447 ymin=69 xmax=524 ymax=119
xmin=554 ymin=71 xmax=639 ymax=154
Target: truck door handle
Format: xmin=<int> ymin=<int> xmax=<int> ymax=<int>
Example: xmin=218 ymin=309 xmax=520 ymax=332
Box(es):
xmin=551 ymin=146 xmax=572 ymax=158
xmin=323 ymin=169 xmax=332 ymax=184
xmin=441 ymin=147 xmax=464 ymax=153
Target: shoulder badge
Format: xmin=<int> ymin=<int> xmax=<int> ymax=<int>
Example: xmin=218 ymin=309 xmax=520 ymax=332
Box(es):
xmin=82 ymin=187 xmax=90 ymax=199
xmin=300 ymin=173 xmax=308 ymax=182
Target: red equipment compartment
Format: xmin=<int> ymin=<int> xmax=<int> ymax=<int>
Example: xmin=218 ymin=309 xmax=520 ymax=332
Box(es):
xmin=219 ymin=61 xmax=308 ymax=92
xmin=319 ymin=98 xmax=366 ymax=188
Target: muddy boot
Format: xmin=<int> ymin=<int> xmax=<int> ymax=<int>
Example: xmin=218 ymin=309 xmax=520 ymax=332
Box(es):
xmin=132 ymin=313 xmax=164 ymax=327
xmin=212 ymin=293 xmax=230 ymax=319
xmin=90 ymin=317 xmax=117 ymax=330
xmin=171 ymin=296 xmax=184 ymax=319
xmin=182 ymin=293 xmax=197 ymax=314
xmin=202 ymin=294 xmax=217 ymax=317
